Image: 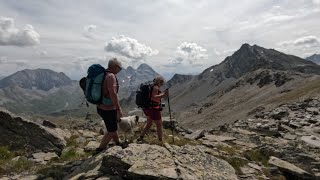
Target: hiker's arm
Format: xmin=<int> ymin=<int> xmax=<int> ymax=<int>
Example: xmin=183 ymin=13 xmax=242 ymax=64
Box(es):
xmin=152 ymin=86 xmax=167 ymax=100
xmin=106 ymin=75 xmax=121 ymax=110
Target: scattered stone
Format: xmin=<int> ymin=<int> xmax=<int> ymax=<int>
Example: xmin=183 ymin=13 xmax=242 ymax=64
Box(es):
xmin=162 ymin=118 xmax=177 ymax=130
xmin=11 ymin=156 xmax=27 ymax=162
xmin=31 ymin=152 xmax=59 ymax=164
xmin=184 ymin=129 xmax=206 ymax=140
xmin=84 ymin=141 xmax=100 ymax=152
xmin=78 ymin=130 xmax=98 ymax=138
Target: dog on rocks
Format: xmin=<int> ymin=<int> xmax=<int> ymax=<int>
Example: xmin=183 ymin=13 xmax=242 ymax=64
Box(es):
xmin=100 ymin=115 xmax=139 ymax=142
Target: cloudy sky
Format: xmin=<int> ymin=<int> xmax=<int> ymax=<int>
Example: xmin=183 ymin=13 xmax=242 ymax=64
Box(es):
xmin=0 ymin=0 xmax=319 ymax=79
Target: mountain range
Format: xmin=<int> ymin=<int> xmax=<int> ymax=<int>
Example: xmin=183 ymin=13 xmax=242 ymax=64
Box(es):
xmin=164 ymin=44 xmax=320 ymax=129
xmin=1 ymin=44 xmax=319 ymax=130
xmin=0 ymin=64 xmax=159 ymax=116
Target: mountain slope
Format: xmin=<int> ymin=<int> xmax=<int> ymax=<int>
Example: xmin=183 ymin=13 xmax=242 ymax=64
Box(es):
xmin=167 ymin=44 xmax=320 ymax=130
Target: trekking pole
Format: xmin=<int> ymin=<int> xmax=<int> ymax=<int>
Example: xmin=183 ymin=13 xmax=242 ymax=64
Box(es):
xmin=167 ymin=89 xmax=174 ymax=143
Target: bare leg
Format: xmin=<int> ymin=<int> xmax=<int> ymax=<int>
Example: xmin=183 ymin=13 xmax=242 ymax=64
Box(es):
xmin=140 ymin=116 xmax=153 ymax=138
xmin=155 ymin=119 xmax=163 ymax=141
xmin=98 ymin=132 xmax=113 ymax=149
xmin=112 ymin=131 xmax=120 ymax=144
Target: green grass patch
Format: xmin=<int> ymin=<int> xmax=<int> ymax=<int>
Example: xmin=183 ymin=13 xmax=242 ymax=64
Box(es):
xmin=0 ymin=146 xmax=14 ymax=160
xmin=59 ymin=147 xmax=91 ymax=162
xmin=216 ymin=144 xmax=238 ymax=156
xmin=66 ymin=135 xmax=80 ymax=147
xmin=243 ymin=149 xmax=269 ymax=166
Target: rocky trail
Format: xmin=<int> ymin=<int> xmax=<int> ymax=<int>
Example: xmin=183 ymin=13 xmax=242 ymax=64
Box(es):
xmin=0 ymin=97 xmax=319 ymax=179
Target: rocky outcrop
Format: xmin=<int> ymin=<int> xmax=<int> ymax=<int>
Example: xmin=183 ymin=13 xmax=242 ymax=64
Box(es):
xmin=0 ymin=108 xmax=66 ymax=155
xmin=195 ymin=97 xmax=320 ymax=179
xmin=66 ymin=143 xmax=237 ymax=180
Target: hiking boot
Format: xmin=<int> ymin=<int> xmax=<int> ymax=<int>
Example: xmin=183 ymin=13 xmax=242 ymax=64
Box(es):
xmin=115 ymin=141 xmax=129 ymax=149
xmin=93 ymin=147 xmax=105 ymax=155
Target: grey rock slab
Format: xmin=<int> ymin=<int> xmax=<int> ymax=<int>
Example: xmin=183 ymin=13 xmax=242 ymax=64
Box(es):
xmin=0 ymin=108 xmax=66 ymax=155
xmin=63 ymin=152 xmax=105 ymax=180
xmin=268 ymin=156 xmax=313 ymax=179
xmin=301 ymin=135 xmax=320 ymax=148
xmin=101 ymin=143 xmax=237 ymax=180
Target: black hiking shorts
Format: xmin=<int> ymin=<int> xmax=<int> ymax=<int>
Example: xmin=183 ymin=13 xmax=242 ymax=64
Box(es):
xmin=97 ymin=108 xmax=118 ymax=132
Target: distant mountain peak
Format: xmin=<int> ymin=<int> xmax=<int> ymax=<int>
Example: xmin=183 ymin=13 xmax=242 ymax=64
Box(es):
xmin=0 ymin=68 xmax=72 ymax=91
xmin=137 ymin=63 xmax=153 ymax=70
xmin=306 ymin=54 xmax=320 ymax=65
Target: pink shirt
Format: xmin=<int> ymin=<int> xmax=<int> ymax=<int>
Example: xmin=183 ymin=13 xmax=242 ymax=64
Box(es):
xmin=97 ymin=73 xmax=119 ymax=110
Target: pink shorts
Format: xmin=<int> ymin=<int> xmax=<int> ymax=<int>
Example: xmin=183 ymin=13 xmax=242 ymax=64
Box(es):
xmin=143 ymin=108 xmax=161 ymax=120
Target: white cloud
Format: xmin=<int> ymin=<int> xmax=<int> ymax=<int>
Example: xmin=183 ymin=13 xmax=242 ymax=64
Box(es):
xmin=279 ymin=36 xmax=320 ymax=47
xmin=83 ymin=24 xmax=97 ymax=39
xmin=104 ymin=35 xmax=159 ymax=60
xmin=0 ymin=16 xmax=40 ymax=46
xmin=294 ymin=36 xmax=320 ymax=46
xmin=171 ymin=42 xmax=208 ymax=65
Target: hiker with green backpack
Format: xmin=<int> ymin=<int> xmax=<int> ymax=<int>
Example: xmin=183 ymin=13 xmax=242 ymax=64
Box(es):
xmin=80 ymin=58 xmax=124 ymax=154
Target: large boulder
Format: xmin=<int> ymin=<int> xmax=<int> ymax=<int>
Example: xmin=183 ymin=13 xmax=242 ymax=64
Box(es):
xmin=0 ymin=108 xmax=66 ymax=155
xmin=100 ymin=143 xmax=237 ymax=180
